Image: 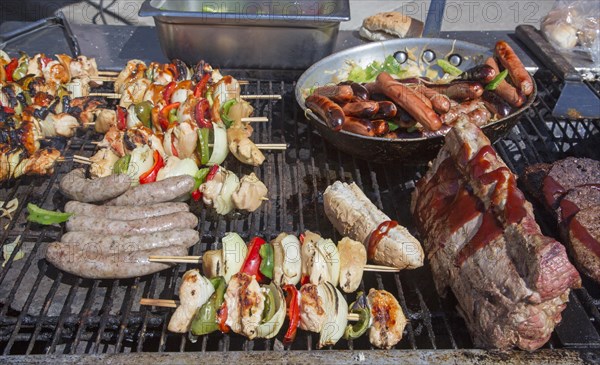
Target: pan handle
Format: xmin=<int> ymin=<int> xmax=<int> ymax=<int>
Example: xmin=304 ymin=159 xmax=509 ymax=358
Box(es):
xmin=515 ymin=25 xmax=580 ymax=82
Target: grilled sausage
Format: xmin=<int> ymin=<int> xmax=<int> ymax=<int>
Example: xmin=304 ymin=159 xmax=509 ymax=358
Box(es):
xmin=495 ymin=41 xmax=534 ymax=96
xmin=441 ymin=99 xmax=485 ymax=125
xmin=373 ymin=101 xmax=397 ymax=119
xmin=458 ymin=64 xmax=497 ymax=83
xmin=371 ymin=119 xmax=390 ymax=137
xmin=66 ymin=211 xmax=198 ymax=234
xmin=484 ymin=57 xmax=526 ymax=108
xmin=482 ymin=90 xmax=513 ymax=118
xmin=305 ymin=94 xmax=345 ymax=131
xmin=340 ymin=82 xmax=370 ymax=101
xmin=105 ymin=175 xmax=195 ymax=206
xmin=64 ymin=201 xmax=190 ymax=220
xmin=342 ymin=101 xmax=379 ymax=118
xmin=313 ymin=85 xmax=354 ymax=104
xmin=341 ymin=117 xmax=376 ymax=137
xmin=413 ymin=84 xmax=451 ymax=114
xmin=467 ymin=107 xmax=492 ymax=127
xmin=59 ymin=168 xmax=130 ymax=203
xmin=429 ymin=81 xmax=484 ymax=101
xmin=60 ymin=229 xmax=199 ymax=252
xmin=376 ymin=72 xmax=442 ymax=131
xmin=45 ymin=242 xmax=188 ymax=279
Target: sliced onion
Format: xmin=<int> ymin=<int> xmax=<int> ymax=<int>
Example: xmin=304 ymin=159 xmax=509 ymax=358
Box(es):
xmin=127 ymin=145 xmax=154 ymax=186
xmin=126 ymin=104 xmax=141 ymax=128
xmin=156 ymin=156 xmax=198 ymax=181
xmin=214 ymin=169 xmax=240 ymax=215
xmin=171 ymin=88 xmax=191 ymax=104
xmin=0 ymin=50 xmax=10 ymax=63
xmin=207 ymin=122 xmax=228 ymax=166
xmin=221 ymin=232 xmax=248 ymax=283
xmin=316 ymin=238 xmax=340 ymax=287
xmin=256 ymin=283 xmax=286 ymax=339
xmin=318 ymin=282 xmax=348 ymax=348
xmin=273 ymin=234 xmax=302 ymax=286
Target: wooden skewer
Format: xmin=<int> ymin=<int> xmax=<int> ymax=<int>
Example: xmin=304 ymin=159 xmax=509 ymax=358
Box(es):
xmin=89 ymin=93 xmax=281 ymax=101
xmin=95 ymin=71 xmax=250 ymax=85
xmin=73 ymin=155 xmax=91 ymax=162
xmin=208 ymin=143 xmax=286 ymax=150
xmin=98 ymin=70 xmax=120 ymax=76
xmin=241 ymin=117 xmax=268 ymax=123
xmin=139 ymin=298 xmax=361 ymax=321
xmin=90 ymin=76 xmax=116 ymax=82
xmin=149 ymin=256 xmax=399 ymax=272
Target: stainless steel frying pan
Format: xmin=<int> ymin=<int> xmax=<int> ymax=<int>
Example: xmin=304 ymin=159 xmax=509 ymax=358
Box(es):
xmin=295 ymin=38 xmax=537 ymax=164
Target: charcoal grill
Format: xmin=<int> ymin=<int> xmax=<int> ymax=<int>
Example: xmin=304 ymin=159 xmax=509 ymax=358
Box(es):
xmin=1 ymin=14 xmax=600 ymax=365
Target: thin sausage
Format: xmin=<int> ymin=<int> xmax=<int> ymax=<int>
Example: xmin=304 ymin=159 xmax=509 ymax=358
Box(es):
xmin=59 ymin=168 xmax=130 ymax=203
xmin=348 ymin=82 xmax=369 ymax=101
xmin=305 ymin=94 xmax=346 ymax=131
xmin=45 ymin=242 xmax=188 ymax=279
xmin=373 ymin=101 xmax=397 ymax=119
xmin=341 ymin=117 xmax=376 ymax=137
xmin=66 ymin=211 xmax=198 ymax=234
xmin=371 ymin=119 xmax=390 ymax=136
xmin=64 ymin=201 xmax=190 ymax=220
xmin=459 ymin=64 xmax=497 ymax=83
xmin=413 ymin=85 xmax=451 ymax=114
xmin=105 ymin=175 xmax=195 ymax=206
xmin=495 ymin=41 xmax=534 ymax=96
xmin=60 ymin=229 xmax=199 ymax=252
xmin=429 ymin=81 xmax=484 ymax=101
xmin=484 ymin=57 xmax=526 ymax=108
xmin=467 ymin=107 xmax=492 ymax=127
xmin=482 ymin=90 xmax=512 ymax=118
xmin=376 ymin=72 xmax=442 ymax=131
xmin=313 ymin=85 xmax=354 ymax=104
xmin=342 ymin=101 xmax=379 ymax=118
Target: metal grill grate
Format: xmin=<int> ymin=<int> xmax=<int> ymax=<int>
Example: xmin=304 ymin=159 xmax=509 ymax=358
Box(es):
xmin=1 ymin=70 xmax=600 ymax=358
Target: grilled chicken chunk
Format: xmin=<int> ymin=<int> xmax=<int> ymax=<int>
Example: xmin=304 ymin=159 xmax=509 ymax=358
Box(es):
xmin=338 ymin=237 xmax=366 ymax=293
xmin=225 ymin=272 xmax=265 ymax=339
xmin=168 ymin=270 xmax=215 ymax=333
xmin=367 ymin=289 xmax=406 ymax=349
xmin=90 ymin=148 xmax=119 ymax=178
xmin=115 ymin=60 xmax=147 ymax=94
xmin=231 ymin=173 xmax=268 ymax=212
xmin=299 ymin=283 xmax=326 ymax=333
xmin=227 ymin=121 xmax=265 ymax=166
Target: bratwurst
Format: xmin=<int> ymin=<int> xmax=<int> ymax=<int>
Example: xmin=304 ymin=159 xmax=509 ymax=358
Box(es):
xmin=66 ymin=211 xmax=198 ymax=234
xmin=105 ymin=175 xmax=195 ymax=206
xmin=64 ymin=201 xmax=190 ymax=220
xmin=59 ymin=168 xmax=130 ymax=203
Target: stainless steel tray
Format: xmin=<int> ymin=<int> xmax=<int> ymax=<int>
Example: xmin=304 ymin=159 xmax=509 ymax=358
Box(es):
xmin=139 ymin=0 xmax=350 ymax=69
xmin=295 ymin=38 xmax=537 ymax=163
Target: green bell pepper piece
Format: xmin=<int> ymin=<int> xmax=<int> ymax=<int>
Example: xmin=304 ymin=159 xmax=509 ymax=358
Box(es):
xmin=190 ymin=276 xmax=226 ymax=336
xmin=113 ymin=154 xmax=131 ymax=175
xmin=343 ymin=291 xmax=371 ymax=340
xmin=27 ymin=203 xmax=72 ymax=225
xmin=197 ymin=128 xmax=211 ymax=166
xmin=485 ymin=69 xmax=509 ymax=91
xmin=261 ymin=287 xmax=276 ymax=323
xmin=134 ymin=101 xmax=153 ymax=128
xmin=193 ymin=167 xmax=210 ymax=191
xmin=258 ymin=243 xmax=274 ymax=280
xmin=220 ymin=99 xmax=237 ymax=128
xmin=12 ymin=58 xmax=29 ymax=81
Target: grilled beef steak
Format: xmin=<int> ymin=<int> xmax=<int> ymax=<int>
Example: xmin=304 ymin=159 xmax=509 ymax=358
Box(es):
xmin=411 ymin=119 xmax=580 ymax=350
xmin=521 ymin=157 xmax=600 ymax=282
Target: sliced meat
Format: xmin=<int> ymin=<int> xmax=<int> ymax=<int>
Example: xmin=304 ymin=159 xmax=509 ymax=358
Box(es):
xmin=569 ymin=205 xmax=600 ymax=282
xmin=542 ymin=157 xmax=600 ymax=209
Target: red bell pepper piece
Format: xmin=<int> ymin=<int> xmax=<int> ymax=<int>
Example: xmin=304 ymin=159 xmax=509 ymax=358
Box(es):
xmin=162 ymin=81 xmax=177 ymax=104
xmin=40 ymin=56 xmax=53 ymax=69
xmin=191 ymin=189 xmax=202 ymax=201
xmin=139 ymin=150 xmax=164 ymax=184
xmin=240 ymin=237 xmax=267 ymax=283
xmin=116 ymin=106 xmax=127 ymax=130
xmin=217 ymin=301 xmax=230 ymax=333
xmin=206 ymin=164 xmax=220 ymax=181
xmin=170 ymin=137 xmax=179 ymax=157
xmin=194 ymin=99 xmax=212 ymax=129
xmin=299 ymin=233 xmax=305 ymax=244
xmin=194 ymin=73 xmax=211 ymax=98
xmin=282 ymin=284 xmax=300 ymax=344
xmin=5 ymin=58 xmax=18 ymax=82
xmin=166 ymin=63 xmax=179 ymax=81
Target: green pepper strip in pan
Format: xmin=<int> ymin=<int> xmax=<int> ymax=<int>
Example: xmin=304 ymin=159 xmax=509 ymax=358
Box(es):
xmin=485 ymin=69 xmax=509 ymax=91
xmin=343 ymin=291 xmax=371 ymax=340
xmin=437 ymin=59 xmax=463 ymax=76
xmin=190 ymin=276 xmax=227 ymax=336
xmin=27 ymin=203 xmax=72 ymax=225
xmin=259 ymin=243 xmax=274 ymax=280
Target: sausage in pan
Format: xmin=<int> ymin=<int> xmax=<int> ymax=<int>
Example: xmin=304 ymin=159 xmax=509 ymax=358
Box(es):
xmin=66 ymin=211 xmax=198 ymax=235
xmin=305 ymin=94 xmax=346 ymax=131
xmin=413 ymin=84 xmax=451 ymax=114
xmin=495 ymin=41 xmax=534 ymax=96
xmin=429 ymin=81 xmax=484 ymax=101
xmin=482 ymin=90 xmax=513 ymax=118
xmin=105 ymin=175 xmax=195 ymax=206
xmin=341 ymin=117 xmax=376 ymax=137
xmin=458 ymin=64 xmax=497 ymax=83
xmin=484 ymin=57 xmax=526 ymax=108
xmin=376 ymin=72 xmax=442 ymax=131
xmin=64 ymin=201 xmax=190 ymax=220
xmin=441 ymin=99 xmax=485 ymax=125
xmin=374 ymin=101 xmax=397 ymax=119
xmin=467 ymin=107 xmax=492 ymax=127
xmin=313 ymin=85 xmax=354 ymax=104
xmin=59 ymin=168 xmax=130 ymax=203
xmin=342 ymin=101 xmax=379 ymax=119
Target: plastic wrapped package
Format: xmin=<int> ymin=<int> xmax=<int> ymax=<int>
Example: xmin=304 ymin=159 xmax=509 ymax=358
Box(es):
xmin=541 ymin=0 xmax=600 ymax=63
